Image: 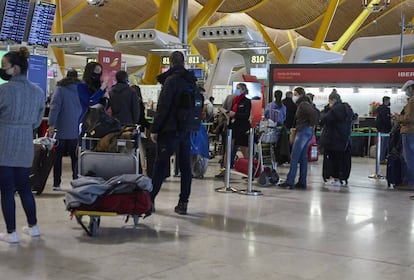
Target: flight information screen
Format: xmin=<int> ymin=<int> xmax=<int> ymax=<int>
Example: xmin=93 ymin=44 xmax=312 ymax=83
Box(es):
xmin=0 ymin=0 xmax=30 ymax=43
xmin=27 ymin=0 xmax=56 ymax=47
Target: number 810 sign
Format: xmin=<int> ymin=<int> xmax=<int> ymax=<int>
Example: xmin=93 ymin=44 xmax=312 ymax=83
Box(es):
xmin=250 ymin=54 xmax=267 ymax=64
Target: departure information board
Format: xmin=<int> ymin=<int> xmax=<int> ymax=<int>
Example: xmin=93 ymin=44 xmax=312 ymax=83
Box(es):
xmin=27 ymin=0 xmax=56 ymax=47
xmin=0 ymin=0 xmax=30 ymax=43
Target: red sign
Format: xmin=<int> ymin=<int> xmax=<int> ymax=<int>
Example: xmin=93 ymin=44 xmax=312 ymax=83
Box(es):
xmin=271 ymin=64 xmax=414 ymax=86
xmin=98 ymin=50 xmax=122 ymax=89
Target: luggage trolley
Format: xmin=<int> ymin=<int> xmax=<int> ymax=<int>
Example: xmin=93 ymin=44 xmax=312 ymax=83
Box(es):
xmin=257 ymin=119 xmax=279 ymax=186
xmin=72 ymin=129 xmax=146 ymax=236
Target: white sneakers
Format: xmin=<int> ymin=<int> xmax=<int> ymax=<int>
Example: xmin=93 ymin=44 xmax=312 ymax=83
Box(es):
xmin=22 ymin=225 xmax=41 ymax=237
xmin=327 ymin=179 xmax=342 ymax=187
xmin=0 ymin=231 xmax=19 ymax=244
xmin=0 ymin=225 xmax=40 ymax=244
xmin=324 ymin=179 xmax=346 ymax=189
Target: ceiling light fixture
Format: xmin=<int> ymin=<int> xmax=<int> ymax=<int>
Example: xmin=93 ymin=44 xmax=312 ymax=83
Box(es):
xmin=362 ymin=0 xmax=391 ymax=12
xmin=87 ymin=0 xmax=108 ymax=7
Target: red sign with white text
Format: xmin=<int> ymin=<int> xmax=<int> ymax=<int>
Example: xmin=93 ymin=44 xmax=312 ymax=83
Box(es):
xmin=98 ymin=50 xmax=122 ymax=89
xmin=271 ymin=64 xmax=414 ymax=86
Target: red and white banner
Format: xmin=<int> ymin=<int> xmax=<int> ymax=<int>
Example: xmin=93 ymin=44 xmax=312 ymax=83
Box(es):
xmin=98 ymin=50 xmax=122 ymax=89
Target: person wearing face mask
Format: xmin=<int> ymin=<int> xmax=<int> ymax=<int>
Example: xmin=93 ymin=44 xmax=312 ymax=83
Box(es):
xmin=215 ymin=83 xmax=251 ymax=178
xmin=108 ymin=70 xmax=140 ymax=125
xmin=0 ymin=47 xmax=45 ymax=243
xmin=279 ymin=87 xmax=317 ymax=189
xmin=392 ymin=80 xmax=414 ymax=190
xmin=77 ymin=61 xmax=109 ymax=127
xmin=319 ymin=90 xmax=355 ymax=187
xmin=376 ymin=96 xmax=392 ymax=164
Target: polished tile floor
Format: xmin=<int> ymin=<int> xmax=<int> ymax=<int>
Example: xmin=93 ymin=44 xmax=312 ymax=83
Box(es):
xmin=1 ymin=155 xmax=414 ymax=280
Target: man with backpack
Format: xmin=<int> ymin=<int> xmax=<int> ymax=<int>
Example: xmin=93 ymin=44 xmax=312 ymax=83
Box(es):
xmin=149 ymin=51 xmax=201 ymax=215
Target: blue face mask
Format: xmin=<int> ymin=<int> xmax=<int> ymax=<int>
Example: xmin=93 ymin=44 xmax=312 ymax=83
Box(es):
xmin=234 ymin=89 xmax=242 ymax=96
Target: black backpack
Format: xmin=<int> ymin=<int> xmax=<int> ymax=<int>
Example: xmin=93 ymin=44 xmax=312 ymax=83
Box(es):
xmin=176 ymin=85 xmax=204 ymax=132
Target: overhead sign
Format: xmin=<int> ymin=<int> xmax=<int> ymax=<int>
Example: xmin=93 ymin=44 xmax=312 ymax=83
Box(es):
xmin=187 ymin=54 xmax=202 ymax=65
xmin=0 ymin=0 xmax=30 ymax=43
xmin=161 ymin=56 xmax=170 ymax=65
xmin=250 ymin=54 xmax=266 ymax=64
xmin=270 ymin=63 xmax=414 ymax=87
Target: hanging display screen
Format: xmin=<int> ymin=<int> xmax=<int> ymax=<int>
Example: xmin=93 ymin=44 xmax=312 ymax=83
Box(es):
xmin=0 ymin=0 xmax=30 ymax=43
xmin=27 ymin=0 xmax=56 ymax=47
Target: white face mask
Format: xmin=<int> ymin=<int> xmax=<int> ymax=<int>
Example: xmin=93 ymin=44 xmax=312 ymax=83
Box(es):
xmin=292 ymin=95 xmax=299 ymax=103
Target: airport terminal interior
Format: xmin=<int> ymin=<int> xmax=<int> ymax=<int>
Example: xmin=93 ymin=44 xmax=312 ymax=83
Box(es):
xmin=2 ymin=156 xmax=414 ymax=280
xmin=2 ymin=0 xmax=414 ymax=279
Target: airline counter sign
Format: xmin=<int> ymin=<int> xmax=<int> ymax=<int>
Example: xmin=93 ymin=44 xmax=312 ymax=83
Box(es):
xmin=271 ymin=64 xmax=414 ymax=85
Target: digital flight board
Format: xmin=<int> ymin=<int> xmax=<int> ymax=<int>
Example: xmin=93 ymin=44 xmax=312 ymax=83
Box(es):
xmin=0 ymin=0 xmax=30 ymax=43
xmin=27 ymin=0 xmax=56 ymax=47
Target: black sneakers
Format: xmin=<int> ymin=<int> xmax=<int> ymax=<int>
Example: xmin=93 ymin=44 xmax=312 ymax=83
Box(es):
xmin=174 ymin=202 xmax=188 ymax=215
xmin=294 ymin=183 xmax=307 ymax=190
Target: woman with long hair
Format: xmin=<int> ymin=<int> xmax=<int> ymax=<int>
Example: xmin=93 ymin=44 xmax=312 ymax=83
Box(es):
xmin=279 ymin=87 xmax=317 ymax=190
xmin=77 ymin=61 xmax=108 ymax=125
xmin=0 ymin=47 xmax=45 ymax=243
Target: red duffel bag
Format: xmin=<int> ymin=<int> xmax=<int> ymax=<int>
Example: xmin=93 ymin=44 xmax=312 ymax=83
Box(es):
xmin=234 ymin=158 xmax=262 ymax=178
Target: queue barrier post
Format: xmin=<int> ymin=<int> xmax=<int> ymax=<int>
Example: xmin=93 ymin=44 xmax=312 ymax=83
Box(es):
xmin=369 ymin=131 xmax=384 ymax=179
xmin=215 ymin=128 xmax=239 ymax=193
xmin=239 ymin=128 xmax=263 ymax=196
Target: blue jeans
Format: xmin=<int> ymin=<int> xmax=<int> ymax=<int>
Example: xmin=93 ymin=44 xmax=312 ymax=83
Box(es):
xmin=286 ymin=126 xmax=313 ymax=186
xmin=379 ymin=135 xmax=389 ymax=161
xmin=402 ymin=133 xmax=414 ymax=185
xmin=53 ymin=138 xmax=78 ymax=186
xmin=151 ymin=131 xmax=192 ymax=203
xmin=0 ymin=166 xmax=37 ymax=232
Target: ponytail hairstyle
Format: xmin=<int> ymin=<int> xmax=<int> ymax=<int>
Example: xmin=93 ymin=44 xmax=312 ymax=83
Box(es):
xmin=3 ymin=47 xmax=30 ymax=74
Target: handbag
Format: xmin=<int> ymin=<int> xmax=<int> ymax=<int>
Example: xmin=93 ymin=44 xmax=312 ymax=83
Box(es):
xmin=289 ymin=128 xmax=296 ymax=145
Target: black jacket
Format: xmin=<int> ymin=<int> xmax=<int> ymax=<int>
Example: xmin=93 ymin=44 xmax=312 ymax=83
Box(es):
xmin=109 ymin=83 xmax=140 ymax=125
xmin=282 ymin=97 xmax=297 ymax=129
xmin=319 ymin=102 xmax=354 ymax=151
xmin=229 ymin=95 xmax=251 ymax=134
xmin=150 ymin=65 xmax=197 ymax=135
xmin=376 ymin=104 xmax=392 ymax=133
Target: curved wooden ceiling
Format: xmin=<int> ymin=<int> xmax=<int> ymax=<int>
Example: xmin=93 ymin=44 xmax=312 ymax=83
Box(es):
xmin=60 ymin=0 xmax=414 ymax=63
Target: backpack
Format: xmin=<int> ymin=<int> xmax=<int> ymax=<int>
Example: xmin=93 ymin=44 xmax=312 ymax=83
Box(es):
xmin=176 ymin=85 xmax=204 ymax=131
xmin=83 ymin=107 xmax=122 ymax=138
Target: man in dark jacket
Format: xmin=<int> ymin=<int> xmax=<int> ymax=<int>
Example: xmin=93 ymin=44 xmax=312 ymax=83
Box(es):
xmin=108 ymin=70 xmax=140 ymax=125
xmin=282 ymin=91 xmax=297 ymax=129
xmin=149 ymin=51 xmax=197 ymax=215
xmin=376 ymin=96 xmax=392 ymax=163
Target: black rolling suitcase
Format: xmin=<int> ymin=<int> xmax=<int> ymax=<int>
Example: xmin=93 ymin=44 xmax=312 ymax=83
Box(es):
xmin=30 ymin=136 xmax=57 ymax=195
xmin=386 ymin=151 xmax=405 ymax=188
xmin=322 ymin=148 xmax=351 ymax=184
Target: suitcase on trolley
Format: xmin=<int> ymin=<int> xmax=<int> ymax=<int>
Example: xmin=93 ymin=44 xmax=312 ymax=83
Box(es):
xmin=30 ymin=137 xmax=57 ymax=195
xmin=79 ymin=151 xmax=139 ymax=180
xmin=79 ymin=134 xmax=139 ymax=180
